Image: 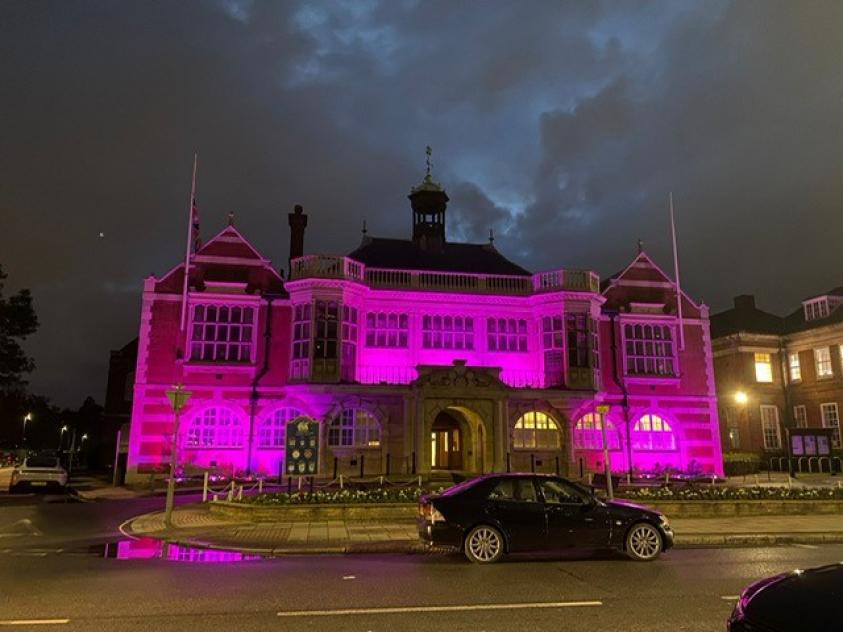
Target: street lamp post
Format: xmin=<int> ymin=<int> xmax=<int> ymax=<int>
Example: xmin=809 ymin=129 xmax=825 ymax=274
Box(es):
xmin=22 ymin=413 xmax=32 ymax=448
xmin=59 ymin=425 xmax=68 ymax=451
xmin=596 ymin=404 xmax=613 ymax=500
xmin=164 ymin=384 xmax=192 ymax=528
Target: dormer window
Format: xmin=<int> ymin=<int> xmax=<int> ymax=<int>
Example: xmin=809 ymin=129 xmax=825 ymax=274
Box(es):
xmin=803 ymin=295 xmax=842 ymax=321
xmin=189 ymin=304 xmax=255 ymax=363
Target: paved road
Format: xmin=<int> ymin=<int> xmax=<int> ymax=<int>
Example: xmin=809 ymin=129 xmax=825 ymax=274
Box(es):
xmin=1 ymin=493 xmax=841 ymax=631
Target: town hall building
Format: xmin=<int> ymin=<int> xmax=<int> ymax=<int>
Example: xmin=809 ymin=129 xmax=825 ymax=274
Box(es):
xmin=125 ymin=166 xmax=723 ymax=483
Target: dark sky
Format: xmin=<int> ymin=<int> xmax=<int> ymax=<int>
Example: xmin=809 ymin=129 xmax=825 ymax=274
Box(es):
xmin=2 ymin=1 xmax=843 ymax=407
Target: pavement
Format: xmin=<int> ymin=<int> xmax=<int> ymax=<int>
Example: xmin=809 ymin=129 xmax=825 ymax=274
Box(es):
xmin=123 ymin=502 xmax=843 ymax=554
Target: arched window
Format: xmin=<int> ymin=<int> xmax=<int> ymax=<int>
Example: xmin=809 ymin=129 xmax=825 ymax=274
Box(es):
xmin=328 ymin=409 xmax=381 ymax=448
xmin=632 ymin=414 xmax=676 ymax=451
xmin=513 ymin=411 xmax=560 ymax=449
xmin=186 ymin=407 xmax=242 ymax=448
xmin=258 ymin=408 xmax=304 ymax=448
xmin=573 ymin=413 xmax=621 ymax=450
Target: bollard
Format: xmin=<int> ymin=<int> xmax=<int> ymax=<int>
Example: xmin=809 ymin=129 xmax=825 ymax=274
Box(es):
xmin=297 ymin=476 xmax=302 ymax=492
xmin=339 ymin=474 xmax=344 ymax=490
xmin=379 ymin=475 xmax=384 ymax=486
xmin=227 ymin=484 xmax=234 ymax=501
xmin=237 ymin=485 xmax=243 ymax=501
xmin=202 ymin=471 xmax=209 ymax=503
xmin=258 ymin=479 xmax=263 ymax=494
xmin=787 ymin=475 xmax=792 ymax=489
xmin=664 ymin=472 xmax=670 ymax=485
xmin=417 ymin=475 xmax=422 ymax=488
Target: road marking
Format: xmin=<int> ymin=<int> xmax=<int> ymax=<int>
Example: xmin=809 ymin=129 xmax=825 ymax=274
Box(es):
xmin=792 ymin=543 xmax=818 ymax=549
xmin=0 ymin=620 xmax=70 ymax=626
xmin=721 ymin=596 xmax=740 ymax=601
xmin=11 ymin=552 xmax=47 ymax=557
xmin=278 ymin=601 xmax=603 ymax=617
xmin=117 ymin=517 xmax=140 ymax=541
xmin=342 ymin=575 xmax=356 ymax=580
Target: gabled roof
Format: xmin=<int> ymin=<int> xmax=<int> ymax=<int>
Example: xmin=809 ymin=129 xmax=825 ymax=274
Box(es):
xmin=194 ymin=224 xmax=269 ymax=262
xmin=601 ymin=250 xmax=702 ymax=317
xmin=348 ymin=237 xmax=532 ymax=276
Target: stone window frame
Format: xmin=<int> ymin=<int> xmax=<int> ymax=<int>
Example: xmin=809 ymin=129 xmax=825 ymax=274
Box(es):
xmin=188 ymin=303 xmax=256 ymax=364
xmin=327 ymin=408 xmax=381 ymax=448
xmin=759 ymin=405 xmax=782 ymax=451
xmin=185 ymin=406 xmax=244 ymax=449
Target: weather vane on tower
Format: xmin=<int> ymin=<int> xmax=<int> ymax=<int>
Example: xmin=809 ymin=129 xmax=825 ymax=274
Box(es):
xmin=425 ymin=145 xmax=433 ymax=180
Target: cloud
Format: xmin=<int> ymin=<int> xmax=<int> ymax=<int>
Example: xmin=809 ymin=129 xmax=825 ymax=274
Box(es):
xmin=1 ymin=0 xmax=842 ymax=404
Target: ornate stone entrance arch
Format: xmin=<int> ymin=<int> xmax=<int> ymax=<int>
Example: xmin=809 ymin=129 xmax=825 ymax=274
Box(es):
xmin=410 ymin=361 xmax=510 ymax=474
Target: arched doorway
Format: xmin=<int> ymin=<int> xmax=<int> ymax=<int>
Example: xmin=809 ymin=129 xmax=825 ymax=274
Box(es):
xmin=431 ymin=411 xmax=462 ymax=470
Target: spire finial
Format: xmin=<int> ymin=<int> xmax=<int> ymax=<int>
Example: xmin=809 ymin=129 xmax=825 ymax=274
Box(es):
xmin=361 ymin=219 xmax=368 ymax=235
xmin=227 ymin=211 xmax=235 ymax=226
xmin=489 ymin=228 xmax=495 ymax=245
xmin=637 ymin=238 xmax=644 ymax=254
xmin=425 ymin=145 xmax=433 ymax=180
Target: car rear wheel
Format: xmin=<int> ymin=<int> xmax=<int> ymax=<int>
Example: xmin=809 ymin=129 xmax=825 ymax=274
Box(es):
xmin=464 ymin=525 xmax=504 ymax=564
xmin=625 ymin=522 xmax=662 ymax=561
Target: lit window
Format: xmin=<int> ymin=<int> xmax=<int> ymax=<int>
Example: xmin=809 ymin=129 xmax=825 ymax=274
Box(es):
xmin=488 ymin=318 xmax=528 ymax=352
xmin=291 ymin=303 xmax=311 ymax=379
xmin=258 ymin=408 xmax=304 ymax=448
xmin=422 ymin=315 xmax=474 ymax=350
xmin=815 ymin=347 xmax=833 ymax=378
xmin=632 ymin=414 xmax=676 ymax=451
xmin=328 ymin=409 xmax=380 ymax=448
xmin=513 ymin=411 xmax=560 ymax=449
xmin=190 ymin=304 xmax=254 ymax=363
xmin=759 ymin=405 xmax=781 ymax=451
xmin=789 ymin=353 xmax=801 ymax=382
xmin=542 ymin=315 xmax=564 ymax=387
xmin=804 ymin=299 xmax=829 ymax=322
xmin=821 ymin=403 xmax=841 ymax=449
xmin=365 ymin=312 xmax=408 ymax=348
xmin=186 ymin=407 xmax=242 ymax=448
xmin=754 ymin=353 xmax=773 ymax=383
xmin=793 ymin=405 xmax=807 ymax=428
xmin=623 ymin=324 xmax=675 ymax=376
xmin=573 ymin=413 xmax=621 ymax=450
xmin=314 ymin=300 xmax=339 ymax=360
xmin=341 ymin=305 xmax=358 ymax=382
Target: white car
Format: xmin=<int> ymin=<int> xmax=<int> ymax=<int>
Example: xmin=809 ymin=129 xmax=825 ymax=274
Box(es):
xmin=10 ymin=456 xmax=68 ymax=493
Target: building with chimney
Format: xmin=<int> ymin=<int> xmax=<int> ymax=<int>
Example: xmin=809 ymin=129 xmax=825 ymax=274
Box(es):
xmin=125 ymin=165 xmax=723 ymax=483
xmin=711 ymin=292 xmax=843 ymax=458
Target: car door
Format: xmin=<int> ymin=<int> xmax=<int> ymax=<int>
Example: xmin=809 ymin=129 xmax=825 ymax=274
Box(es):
xmin=537 ymin=478 xmax=610 ymax=549
xmin=485 ymin=477 xmax=546 ymax=552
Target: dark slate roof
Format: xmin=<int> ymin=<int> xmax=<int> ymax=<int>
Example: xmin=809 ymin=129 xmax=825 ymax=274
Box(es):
xmin=348 ymin=237 xmax=532 ymax=276
xmin=710 ymin=304 xmax=785 ymax=338
xmin=782 ymin=303 xmax=843 ymax=334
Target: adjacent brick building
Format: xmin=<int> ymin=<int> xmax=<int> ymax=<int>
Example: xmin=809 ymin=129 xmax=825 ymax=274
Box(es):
xmin=712 ymin=292 xmax=843 ymax=460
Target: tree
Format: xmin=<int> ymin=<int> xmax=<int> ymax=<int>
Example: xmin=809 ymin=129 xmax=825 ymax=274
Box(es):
xmin=0 ymin=264 xmax=39 ymax=392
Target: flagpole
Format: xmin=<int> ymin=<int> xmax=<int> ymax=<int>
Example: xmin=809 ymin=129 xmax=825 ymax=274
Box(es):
xmin=179 ymin=153 xmax=198 ymax=334
xmin=669 ymin=192 xmax=685 ymax=351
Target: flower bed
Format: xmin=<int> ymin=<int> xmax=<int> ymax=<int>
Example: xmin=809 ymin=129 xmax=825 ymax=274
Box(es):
xmin=240 ymin=487 xmax=431 ymax=506
xmin=619 ymin=486 xmax=843 ymax=501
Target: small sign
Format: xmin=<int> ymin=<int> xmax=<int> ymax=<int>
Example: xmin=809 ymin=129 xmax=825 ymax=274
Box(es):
xmin=165 ymin=385 xmax=192 ymax=412
xmin=817 ymin=436 xmax=830 ymax=456
xmin=285 ymin=418 xmax=319 ymax=476
xmin=596 ymin=405 xmax=610 ymax=415
xmin=791 ymin=436 xmax=804 ymax=456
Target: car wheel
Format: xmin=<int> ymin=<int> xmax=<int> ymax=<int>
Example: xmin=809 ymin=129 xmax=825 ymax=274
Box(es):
xmin=464 ymin=525 xmax=505 ymax=564
xmin=625 ymin=522 xmax=662 ymax=561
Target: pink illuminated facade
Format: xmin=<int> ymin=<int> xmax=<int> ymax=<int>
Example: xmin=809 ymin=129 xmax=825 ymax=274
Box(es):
xmin=125 ymin=173 xmax=723 ymax=483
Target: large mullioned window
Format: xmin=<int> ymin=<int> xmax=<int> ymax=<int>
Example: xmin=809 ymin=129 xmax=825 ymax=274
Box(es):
xmin=821 ymin=403 xmax=841 ymax=449
xmin=623 ymin=323 xmax=675 ymax=376
xmin=512 ymin=411 xmax=560 ymax=449
xmin=631 ymin=414 xmax=676 ymax=451
xmin=258 ymin=408 xmax=304 ymax=448
xmin=291 ymin=303 xmax=311 ymax=379
xmin=327 ymin=409 xmax=381 ymax=448
xmin=365 ymin=313 xmax=409 ymax=348
xmin=186 ymin=407 xmax=242 ymax=448
xmin=422 ymin=315 xmax=474 ymax=350
xmin=573 ymin=413 xmax=621 ymax=450
xmin=487 ymin=318 xmax=528 ymax=352
xmin=190 ymin=305 xmax=255 ymax=363
xmin=760 ymin=405 xmax=781 ymax=451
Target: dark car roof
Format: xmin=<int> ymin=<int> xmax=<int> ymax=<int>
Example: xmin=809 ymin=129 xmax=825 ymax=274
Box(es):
xmin=745 ymin=564 xmax=843 ymax=631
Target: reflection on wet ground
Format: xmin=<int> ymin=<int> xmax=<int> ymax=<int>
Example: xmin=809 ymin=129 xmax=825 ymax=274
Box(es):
xmin=99 ymin=538 xmax=263 ymax=562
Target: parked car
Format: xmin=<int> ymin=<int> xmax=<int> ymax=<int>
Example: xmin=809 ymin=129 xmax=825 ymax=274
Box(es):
xmin=727 ymin=563 xmax=843 ymax=631
xmin=9 ymin=455 xmax=68 ymax=493
xmin=417 ymin=473 xmax=673 ymax=563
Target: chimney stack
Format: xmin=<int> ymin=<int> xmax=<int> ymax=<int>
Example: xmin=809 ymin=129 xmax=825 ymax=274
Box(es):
xmin=288 ymin=204 xmax=308 ymax=276
xmin=733 ymin=295 xmax=756 ymax=311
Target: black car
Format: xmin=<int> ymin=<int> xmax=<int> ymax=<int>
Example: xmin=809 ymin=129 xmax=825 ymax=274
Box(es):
xmin=417 ymin=473 xmax=673 ymax=563
xmin=727 ymin=563 xmax=843 ymax=631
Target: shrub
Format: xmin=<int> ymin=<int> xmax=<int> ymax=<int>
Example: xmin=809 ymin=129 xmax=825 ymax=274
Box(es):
xmin=620 ymin=485 xmax=843 ymax=501
xmin=722 ymin=452 xmax=761 ymax=476
xmin=239 ymin=486 xmax=437 ymax=505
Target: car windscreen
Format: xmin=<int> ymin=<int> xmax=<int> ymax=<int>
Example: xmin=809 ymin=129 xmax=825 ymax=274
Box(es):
xmin=439 ymin=477 xmax=487 ymax=497
xmin=25 ymin=457 xmax=59 ymax=468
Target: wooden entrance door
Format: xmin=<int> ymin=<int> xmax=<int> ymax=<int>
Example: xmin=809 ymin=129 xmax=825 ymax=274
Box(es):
xmin=431 ymin=413 xmax=462 ymax=470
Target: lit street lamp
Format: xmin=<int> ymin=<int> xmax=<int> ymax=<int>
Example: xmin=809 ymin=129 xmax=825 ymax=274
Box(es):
xmin=22 ymin=412 xmax=32 ymax=447
xmin=59 ymin=425 xmax=69 ymax=450
xmin=734 ymin=391 xmax=748 ymax=405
